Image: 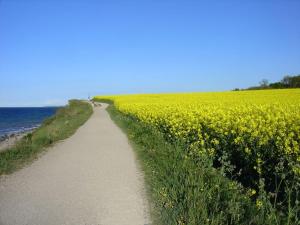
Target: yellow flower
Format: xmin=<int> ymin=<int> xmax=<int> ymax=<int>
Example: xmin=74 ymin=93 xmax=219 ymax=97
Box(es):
xmin=256 ymin=199 xmax=263 ymax=208
xmin=247 ymin=189 xmax=256 ymax=196
xmin=94 ymin=89 xmax=300 ymax=185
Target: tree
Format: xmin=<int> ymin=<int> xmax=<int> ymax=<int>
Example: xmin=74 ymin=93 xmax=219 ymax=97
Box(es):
xmin=290 ymin=75 xmax=300 ymax=88
xmin=281 ymin=75 xmax=300 ymax=88
xmin=240 ymin=74 xmax=300 ymax=91
xmin=259 ymin=79 xmax=269 ymax=88
xmin=281 ymin=75 xmax=292 ymax=87
xmin=269 ymin=82 xmax=284 ymax=89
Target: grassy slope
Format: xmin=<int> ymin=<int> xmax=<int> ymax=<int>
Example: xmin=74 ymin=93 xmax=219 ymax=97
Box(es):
xmin=105 ymin=103 xmax=299 ymax=225
xmin=0 ymin=100 xmax=93 ymax=175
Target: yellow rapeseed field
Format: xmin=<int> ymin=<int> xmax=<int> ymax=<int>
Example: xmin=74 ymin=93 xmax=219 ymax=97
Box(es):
xmin=95 ymin=89 xmax=300 ymax=190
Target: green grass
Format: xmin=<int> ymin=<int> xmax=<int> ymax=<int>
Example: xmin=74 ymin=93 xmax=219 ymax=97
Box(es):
xmin=0 ymin=100 xmax=93 ymax=175
xmin=104 ymin=103 xmax=299 ymax=225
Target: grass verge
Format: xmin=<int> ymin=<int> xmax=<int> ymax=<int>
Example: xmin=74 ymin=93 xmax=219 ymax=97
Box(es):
xmin=105 ymin=103 xmax=299 ymax=225
xmin=0 ymin=100 xmax=93 ymax=175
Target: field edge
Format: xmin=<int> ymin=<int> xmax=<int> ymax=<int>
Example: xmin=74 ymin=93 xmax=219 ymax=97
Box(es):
xmin=103 ymin=103 xmax=287 ymax=225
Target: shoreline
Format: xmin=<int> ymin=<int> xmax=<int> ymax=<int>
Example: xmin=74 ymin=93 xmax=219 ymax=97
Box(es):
xmin=0 ymin=106 xmax=59 ymax=153
xmin=0 ymin=100 xmax=93 ymax=175
xmin=0 ymin=128 xmax=37 ymax=152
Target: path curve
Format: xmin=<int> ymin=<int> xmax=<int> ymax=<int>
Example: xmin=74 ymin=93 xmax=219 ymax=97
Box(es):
xmin=0 ymin=104 xmax=150 ymax=225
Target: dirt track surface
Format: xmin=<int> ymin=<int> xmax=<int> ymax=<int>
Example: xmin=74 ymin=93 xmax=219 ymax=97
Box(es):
xmin=0 ymin=104 xmax=150 ymax=225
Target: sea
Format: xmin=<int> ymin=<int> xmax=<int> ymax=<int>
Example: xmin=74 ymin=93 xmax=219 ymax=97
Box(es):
xmin=0 ymin=107 xmax=59 ymax=138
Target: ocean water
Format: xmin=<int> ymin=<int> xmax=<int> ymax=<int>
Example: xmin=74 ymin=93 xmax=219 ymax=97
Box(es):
xmin=0 ymin=107 xmax=59 ymax=137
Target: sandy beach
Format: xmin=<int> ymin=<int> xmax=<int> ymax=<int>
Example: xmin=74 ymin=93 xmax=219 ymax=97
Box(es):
xmin=0 ymin=131 xmax=32 ymax=152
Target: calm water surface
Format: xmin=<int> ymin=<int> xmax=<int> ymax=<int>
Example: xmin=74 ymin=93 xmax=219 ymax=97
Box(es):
xmin=0 ymin=107 xmax=59 ymax=137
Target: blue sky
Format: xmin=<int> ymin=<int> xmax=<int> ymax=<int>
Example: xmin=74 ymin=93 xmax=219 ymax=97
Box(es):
xmin=0 ymin=0 xmax=299 ymax=106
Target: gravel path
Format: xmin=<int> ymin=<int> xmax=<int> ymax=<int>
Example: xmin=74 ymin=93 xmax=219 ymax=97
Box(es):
xmin=0 ymin=104 xmax=150 ymax=225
